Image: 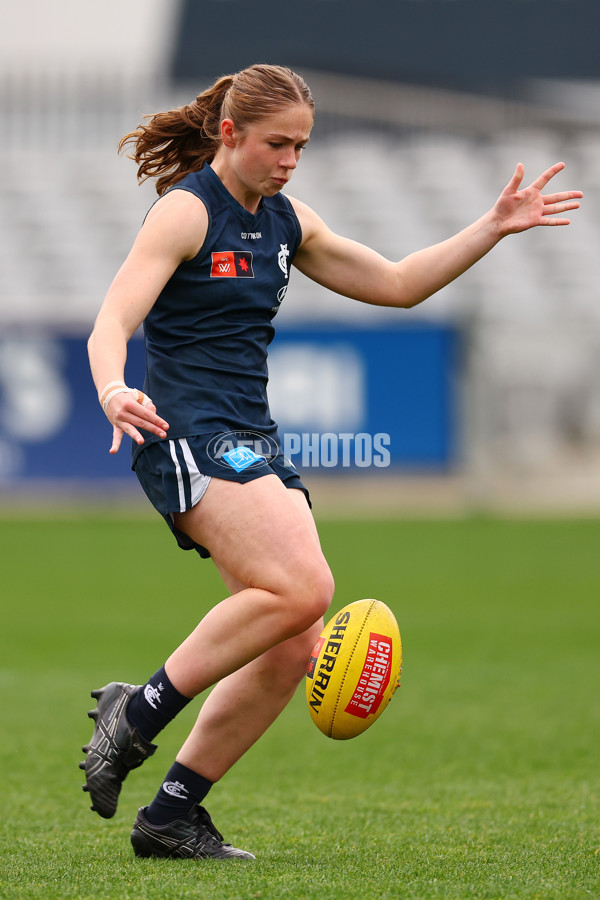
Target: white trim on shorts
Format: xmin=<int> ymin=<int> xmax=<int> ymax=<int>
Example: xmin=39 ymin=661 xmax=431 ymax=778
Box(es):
xmin=169 ymin=438 xmax=212 ymax=512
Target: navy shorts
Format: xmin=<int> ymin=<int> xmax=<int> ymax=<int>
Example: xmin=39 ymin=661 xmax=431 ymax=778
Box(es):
xmin=133 ymin=434 xmax=310 ymax=559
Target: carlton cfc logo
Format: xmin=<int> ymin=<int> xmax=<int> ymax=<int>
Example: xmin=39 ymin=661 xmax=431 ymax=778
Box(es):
xmin=211 ymin=251 xmax=254 ymax=278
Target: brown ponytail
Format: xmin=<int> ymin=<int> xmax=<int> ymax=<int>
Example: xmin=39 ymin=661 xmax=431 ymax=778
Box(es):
xmin=120 ymin=64 xmax=314 ymax=196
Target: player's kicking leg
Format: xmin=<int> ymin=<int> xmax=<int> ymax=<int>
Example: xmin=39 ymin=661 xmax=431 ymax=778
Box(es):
xmin=80 ymin=476 xmax=333 ymax=858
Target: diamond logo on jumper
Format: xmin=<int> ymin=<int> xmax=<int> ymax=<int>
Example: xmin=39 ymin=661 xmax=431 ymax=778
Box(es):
xmin=222 ymin=446 xmax=265 ymax=473
xmin=162 ymin=780 xmax=189 ymax=799
xmin=144 ymin=683 xmax=163 ymax=709
xmin=278 ymin=243 xmax=289 ymax=278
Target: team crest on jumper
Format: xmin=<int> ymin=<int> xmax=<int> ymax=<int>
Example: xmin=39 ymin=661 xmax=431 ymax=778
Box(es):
xmin=210 ymin=251 xmax=254 ymax=278
xmin=278 ymin=243 xmax=289 ymax=279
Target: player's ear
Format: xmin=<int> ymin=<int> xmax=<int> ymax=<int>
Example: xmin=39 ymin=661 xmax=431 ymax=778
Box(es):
xmin=220 ymin=118 xmax=238 ymax=148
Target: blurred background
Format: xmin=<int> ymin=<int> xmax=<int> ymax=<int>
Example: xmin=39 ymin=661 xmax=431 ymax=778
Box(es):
xmin=1 ymin=0 xmax=600 ymax=516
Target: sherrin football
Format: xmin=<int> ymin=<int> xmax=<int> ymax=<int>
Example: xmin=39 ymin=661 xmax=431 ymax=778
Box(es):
xmin=306 ymin=599 xmax=402 ymax=740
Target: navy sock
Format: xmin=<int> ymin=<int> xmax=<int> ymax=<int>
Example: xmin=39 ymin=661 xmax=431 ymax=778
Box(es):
xmin=127 ymin=665 xmax=192 ymax=742
xmin=145 ymin=761 xmax=213 ymax=826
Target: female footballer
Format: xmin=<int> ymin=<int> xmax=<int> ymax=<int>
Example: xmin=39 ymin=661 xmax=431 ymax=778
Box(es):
xmin=83 ymin=63 xmax=582 ymax=860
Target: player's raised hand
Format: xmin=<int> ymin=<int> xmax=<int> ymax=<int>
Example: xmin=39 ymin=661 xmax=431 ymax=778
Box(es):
xmin=492 ymin=162 xmax=583 ymax=236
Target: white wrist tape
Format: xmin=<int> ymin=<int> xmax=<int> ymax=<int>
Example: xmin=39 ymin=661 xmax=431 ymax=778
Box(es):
xmin=100 ymin=381 xmax=153 ymax=414
xmin=102 ymin=386 xmax=136 ymax=413
xmin=99 ymin=380 xmax=127 ymax=406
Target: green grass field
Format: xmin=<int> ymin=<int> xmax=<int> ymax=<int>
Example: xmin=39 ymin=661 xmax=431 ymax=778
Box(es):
xmin=1 ymin=515 xmax=599 ymax=899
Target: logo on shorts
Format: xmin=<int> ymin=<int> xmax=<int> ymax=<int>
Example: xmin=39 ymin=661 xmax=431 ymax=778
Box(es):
xmin=162 ymin=780 xmax=189 ymax=799
xmin=206 ymin=431 xmax=279 ymax=471
xmin=222 ymin=446 xmax=265 ymax=473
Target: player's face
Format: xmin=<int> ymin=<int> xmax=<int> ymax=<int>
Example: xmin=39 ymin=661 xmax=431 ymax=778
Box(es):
xmin=226 ymin=104 xmax=313 ymax=203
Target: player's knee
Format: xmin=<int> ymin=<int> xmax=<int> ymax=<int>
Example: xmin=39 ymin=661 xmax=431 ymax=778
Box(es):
xmin=285 ymin=560 xmax=334 ymax=634
xmin=310 ymin=563 xmax=335 ymax=621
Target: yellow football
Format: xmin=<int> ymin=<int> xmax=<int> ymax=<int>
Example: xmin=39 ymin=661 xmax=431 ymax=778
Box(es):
xmin=306 ymin=599 xmax=402 ymax=739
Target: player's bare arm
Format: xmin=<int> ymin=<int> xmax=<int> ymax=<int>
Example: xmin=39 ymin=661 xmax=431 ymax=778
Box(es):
xmin=88 ymin=190 xmax=209 ymax=453
xmin=291 ymin=162 xmax=582 ymax=310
